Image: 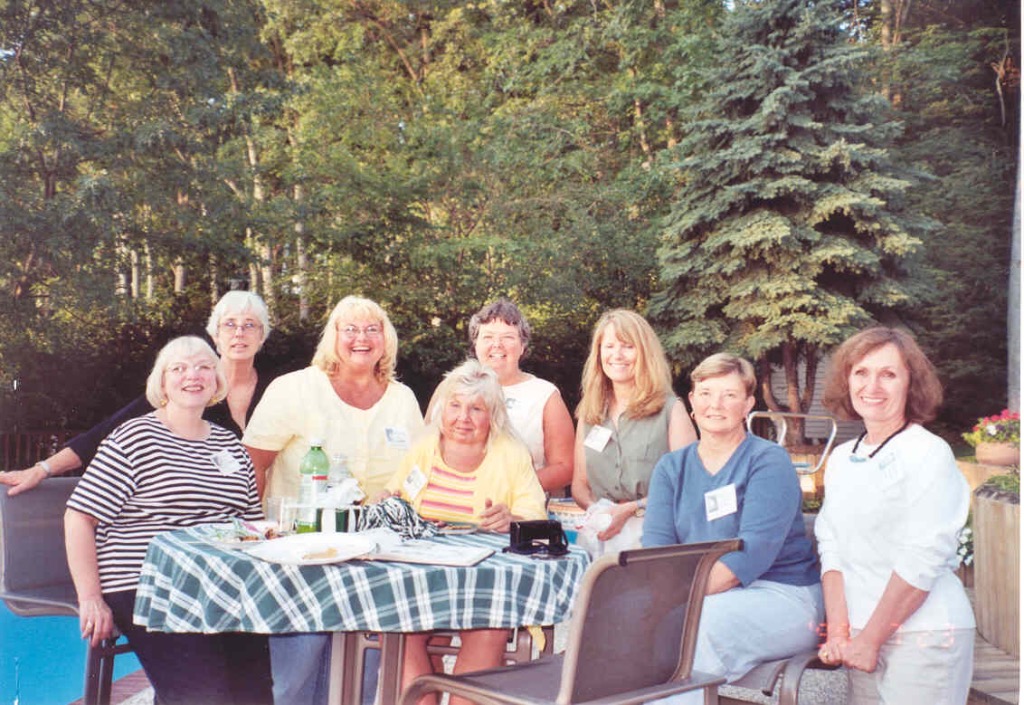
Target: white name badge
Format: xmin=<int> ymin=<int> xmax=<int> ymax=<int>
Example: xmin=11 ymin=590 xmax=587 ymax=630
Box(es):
xmin=704 ymin=484 xmax=738 ymax=522
xmin=385 ymin=426 xmax=411 ymax=450
xmin=210 ymin=450 xmax=241 ymax=475
xmin=403 ymin=464 xmax=427 ymax=499
xmin=584 ymin=425 xmax=613 ymax=452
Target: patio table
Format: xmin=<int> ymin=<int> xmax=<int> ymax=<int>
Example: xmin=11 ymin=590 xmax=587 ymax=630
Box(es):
xmin=134 ymin=528 xmax=590 ymax=705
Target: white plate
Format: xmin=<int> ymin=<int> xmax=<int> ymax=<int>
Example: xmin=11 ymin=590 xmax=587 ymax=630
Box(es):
xmin=246 ymin=532 xmax=377 ymax=565
xmin=199 ymin=521 xmax=279 ymax=550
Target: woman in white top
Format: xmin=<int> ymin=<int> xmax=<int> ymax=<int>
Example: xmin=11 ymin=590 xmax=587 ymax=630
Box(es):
xmin=465 ymin=299 xmax=574 ymax=493
xmin=816 ymin=327 xmax=974 ymax=704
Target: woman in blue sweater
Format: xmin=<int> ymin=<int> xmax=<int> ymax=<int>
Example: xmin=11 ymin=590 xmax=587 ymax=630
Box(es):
xmin=642 ymin=353 xmax=822 ymax=701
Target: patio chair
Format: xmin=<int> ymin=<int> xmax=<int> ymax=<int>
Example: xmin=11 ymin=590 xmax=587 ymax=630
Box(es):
xmin=400 ymin=538 xmax=741 ymax=705
xmin=722 ymin=513 xmax=838 ymax=705
xmin=0 ymin=478 xmax=133 ymax=705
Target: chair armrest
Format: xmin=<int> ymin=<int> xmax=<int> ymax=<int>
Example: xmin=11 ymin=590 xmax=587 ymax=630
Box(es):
xmin=778 ymin=650 xmax=840 ymax=705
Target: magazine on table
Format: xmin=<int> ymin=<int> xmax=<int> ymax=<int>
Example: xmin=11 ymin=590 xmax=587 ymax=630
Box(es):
xmin=358 ymin=529 xmax=494 ymax=567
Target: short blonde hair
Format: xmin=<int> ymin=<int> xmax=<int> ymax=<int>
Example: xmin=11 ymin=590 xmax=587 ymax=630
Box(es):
xmin=311 ymin=296 xmax=399 ymax=384
xmin=576 ymin=309 xmax=674 ymax=425
xmin=823 ymin=327 xmax=943 ymax=424
xmin=205 ymin=291 xmax=271 ymax=347
xmin=145 ymin=336 xmax=227 ymax=408
xmin=690 ymin=353 xmax=757 ymax=397
xmin=429 ymin=359 xmax=513 ymax=441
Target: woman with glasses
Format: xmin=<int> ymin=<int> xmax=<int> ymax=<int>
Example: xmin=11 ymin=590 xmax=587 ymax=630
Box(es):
xmin=464 ymin=299 xmax=575 ymax=493
xmin=243 ymin=295 xmax=424 ymax=705
xmin=1 ymin=291 xmax=273 ymax=496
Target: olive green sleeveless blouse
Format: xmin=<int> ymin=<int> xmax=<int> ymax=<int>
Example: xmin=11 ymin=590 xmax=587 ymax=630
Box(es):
xmin=581 ymin=394 xmax=678 ymax=502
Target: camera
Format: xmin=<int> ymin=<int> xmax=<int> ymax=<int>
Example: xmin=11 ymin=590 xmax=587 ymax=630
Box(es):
xmin=506 ymin=520 xmax=569 ymax=557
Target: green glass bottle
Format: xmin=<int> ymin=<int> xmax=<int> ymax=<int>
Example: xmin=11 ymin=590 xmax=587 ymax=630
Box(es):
xmin=297 ymin=439 xmax=329 ymax=533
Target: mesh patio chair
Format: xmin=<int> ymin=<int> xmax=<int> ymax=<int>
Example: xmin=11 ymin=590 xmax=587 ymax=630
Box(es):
xmin=0 ymin=478 xmax=133 ymax=705
xmin=400 ymin=538 xmax=741 ymax=705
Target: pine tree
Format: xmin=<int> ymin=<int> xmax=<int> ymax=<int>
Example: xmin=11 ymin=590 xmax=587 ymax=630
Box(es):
xmin=649 ymin=0 xmax=927 ymax=442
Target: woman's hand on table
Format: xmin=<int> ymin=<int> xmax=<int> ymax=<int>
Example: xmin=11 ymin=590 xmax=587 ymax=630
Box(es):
xmin=78 ymin=596 xmax=116 ymax=647
xmin=479 ymin=499 xmax=513 ymax=533
xmin=596 ymin=501 xmax=635 ymax=541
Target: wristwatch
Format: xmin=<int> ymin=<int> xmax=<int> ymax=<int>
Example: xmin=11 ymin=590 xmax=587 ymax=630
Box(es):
xmin=634 ymin=497 xmax=647 ymax=517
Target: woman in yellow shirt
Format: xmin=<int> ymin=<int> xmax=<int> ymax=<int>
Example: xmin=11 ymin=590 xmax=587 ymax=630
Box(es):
xmin=384 ymin=358 xmax=546 ymax=705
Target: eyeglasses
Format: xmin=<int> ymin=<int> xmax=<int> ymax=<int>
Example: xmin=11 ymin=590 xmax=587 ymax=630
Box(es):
xmin=166 ymin=362 xmax=217 ymax=376
xmin=339 ymin=324 xmax=383 ymax=339
xmin=219 ymin=320 xmax=261 ymax=335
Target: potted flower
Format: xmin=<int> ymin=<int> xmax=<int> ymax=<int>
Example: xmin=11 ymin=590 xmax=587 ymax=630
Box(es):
xmin=963 ymin=409 xmax=1020 ymax=467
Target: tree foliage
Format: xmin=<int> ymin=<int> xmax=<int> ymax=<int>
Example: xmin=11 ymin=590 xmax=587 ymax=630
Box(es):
xmin=0 ymin=0 xmax=1016 ymax=444
xmin=650 ymin=0 xmax=930 ymax=440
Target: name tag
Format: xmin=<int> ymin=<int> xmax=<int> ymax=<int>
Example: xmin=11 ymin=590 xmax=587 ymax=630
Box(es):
xmin=210 ymin=450 xmax=241 ymax=475
xmin=584 ymin=425 xmax=612 ymax=452
xmin=704 ymin=484 xmax=738 ymax=522
xmin=385 ymin=426 xmax=411 ymax=450
xmin=403 ymin=465 xmax=427 ymax=499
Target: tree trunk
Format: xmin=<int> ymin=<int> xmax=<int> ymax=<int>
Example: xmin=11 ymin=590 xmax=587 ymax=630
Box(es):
xmin=260 ymin=243 xmax=276 ymax=314
xmin=145 ymin=243 xmax=154 ymax=301
xmin=781 ymin=343 xmax=806 ymax=445
xmin=130 ymin=248 xmax=140 ymax=299
xmin=173 ymin=260 xmax=185 ymax=294
xmin=209 ymin=254 xmax=219 ymax=308
xmin=1010 ymin=157 xmax=1021 ymax=412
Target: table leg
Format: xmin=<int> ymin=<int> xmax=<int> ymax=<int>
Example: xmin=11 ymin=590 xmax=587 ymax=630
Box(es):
xmin=378 ymin=633 xmax=407 ymax=705
xmin=329 ymin=632 xmax=366 ymax=705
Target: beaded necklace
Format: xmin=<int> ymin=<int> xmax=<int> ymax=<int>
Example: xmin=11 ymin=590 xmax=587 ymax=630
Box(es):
xmin=849 ymin=421 xmax=910 ymax=463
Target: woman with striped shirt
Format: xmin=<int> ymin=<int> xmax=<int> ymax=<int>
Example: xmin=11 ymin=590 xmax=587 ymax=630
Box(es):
xmin=383 ymin=359 xmax=547 ymax=705
xmin=64 ymin=336 xmax=272 ymax=705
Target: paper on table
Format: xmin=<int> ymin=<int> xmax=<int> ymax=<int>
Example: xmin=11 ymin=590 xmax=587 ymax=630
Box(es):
xmin=365 ymin=539 xmax=494 ymax=567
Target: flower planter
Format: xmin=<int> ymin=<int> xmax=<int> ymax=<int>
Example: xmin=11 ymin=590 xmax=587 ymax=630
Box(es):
xmin=973 ymin=485 xmax=1020 ymax=657
xmin=975 ymin=442 xmax=1020 ymax=468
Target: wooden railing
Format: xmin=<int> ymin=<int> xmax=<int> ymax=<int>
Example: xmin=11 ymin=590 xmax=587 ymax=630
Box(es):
xmin=1 ymin=431 xmax=81 ymax=472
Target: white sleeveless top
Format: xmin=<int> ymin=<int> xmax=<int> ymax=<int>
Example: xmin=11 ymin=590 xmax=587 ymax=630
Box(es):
xmin=502 ymin=376 xmax=558 ymax=471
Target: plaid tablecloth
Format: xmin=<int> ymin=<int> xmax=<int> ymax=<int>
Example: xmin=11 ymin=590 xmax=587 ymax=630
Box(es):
xmin=134 ymin=529 xmax=590 ymax=635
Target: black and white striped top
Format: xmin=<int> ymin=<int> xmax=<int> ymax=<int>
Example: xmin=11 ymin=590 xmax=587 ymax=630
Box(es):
xmin=67 ymin=413 xmax=262 ymax=594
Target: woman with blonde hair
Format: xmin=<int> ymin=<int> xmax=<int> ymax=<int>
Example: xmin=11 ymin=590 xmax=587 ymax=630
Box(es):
xmin=384 ymin=359 xmax=546 ymax=705
xmin=244 ymin=295 xmax=422 ymax=500
xmin=65 ymin=336 xmax=271 ymax=705
xmin=572 ymin=309 xmax=696 ymax=545
xmin=243 ymin=295 xmax=423 ymax=705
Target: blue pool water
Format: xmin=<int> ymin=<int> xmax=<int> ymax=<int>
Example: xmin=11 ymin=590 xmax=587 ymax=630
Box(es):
xmin=0 ymin=602 xmax=141 ymax=705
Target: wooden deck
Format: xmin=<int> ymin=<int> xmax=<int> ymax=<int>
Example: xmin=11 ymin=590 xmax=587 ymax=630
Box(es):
xmin=87 ymin=625 xmax=1022 ymax=705
xmin=970 ymin=631 xmax=1020 ymax=705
